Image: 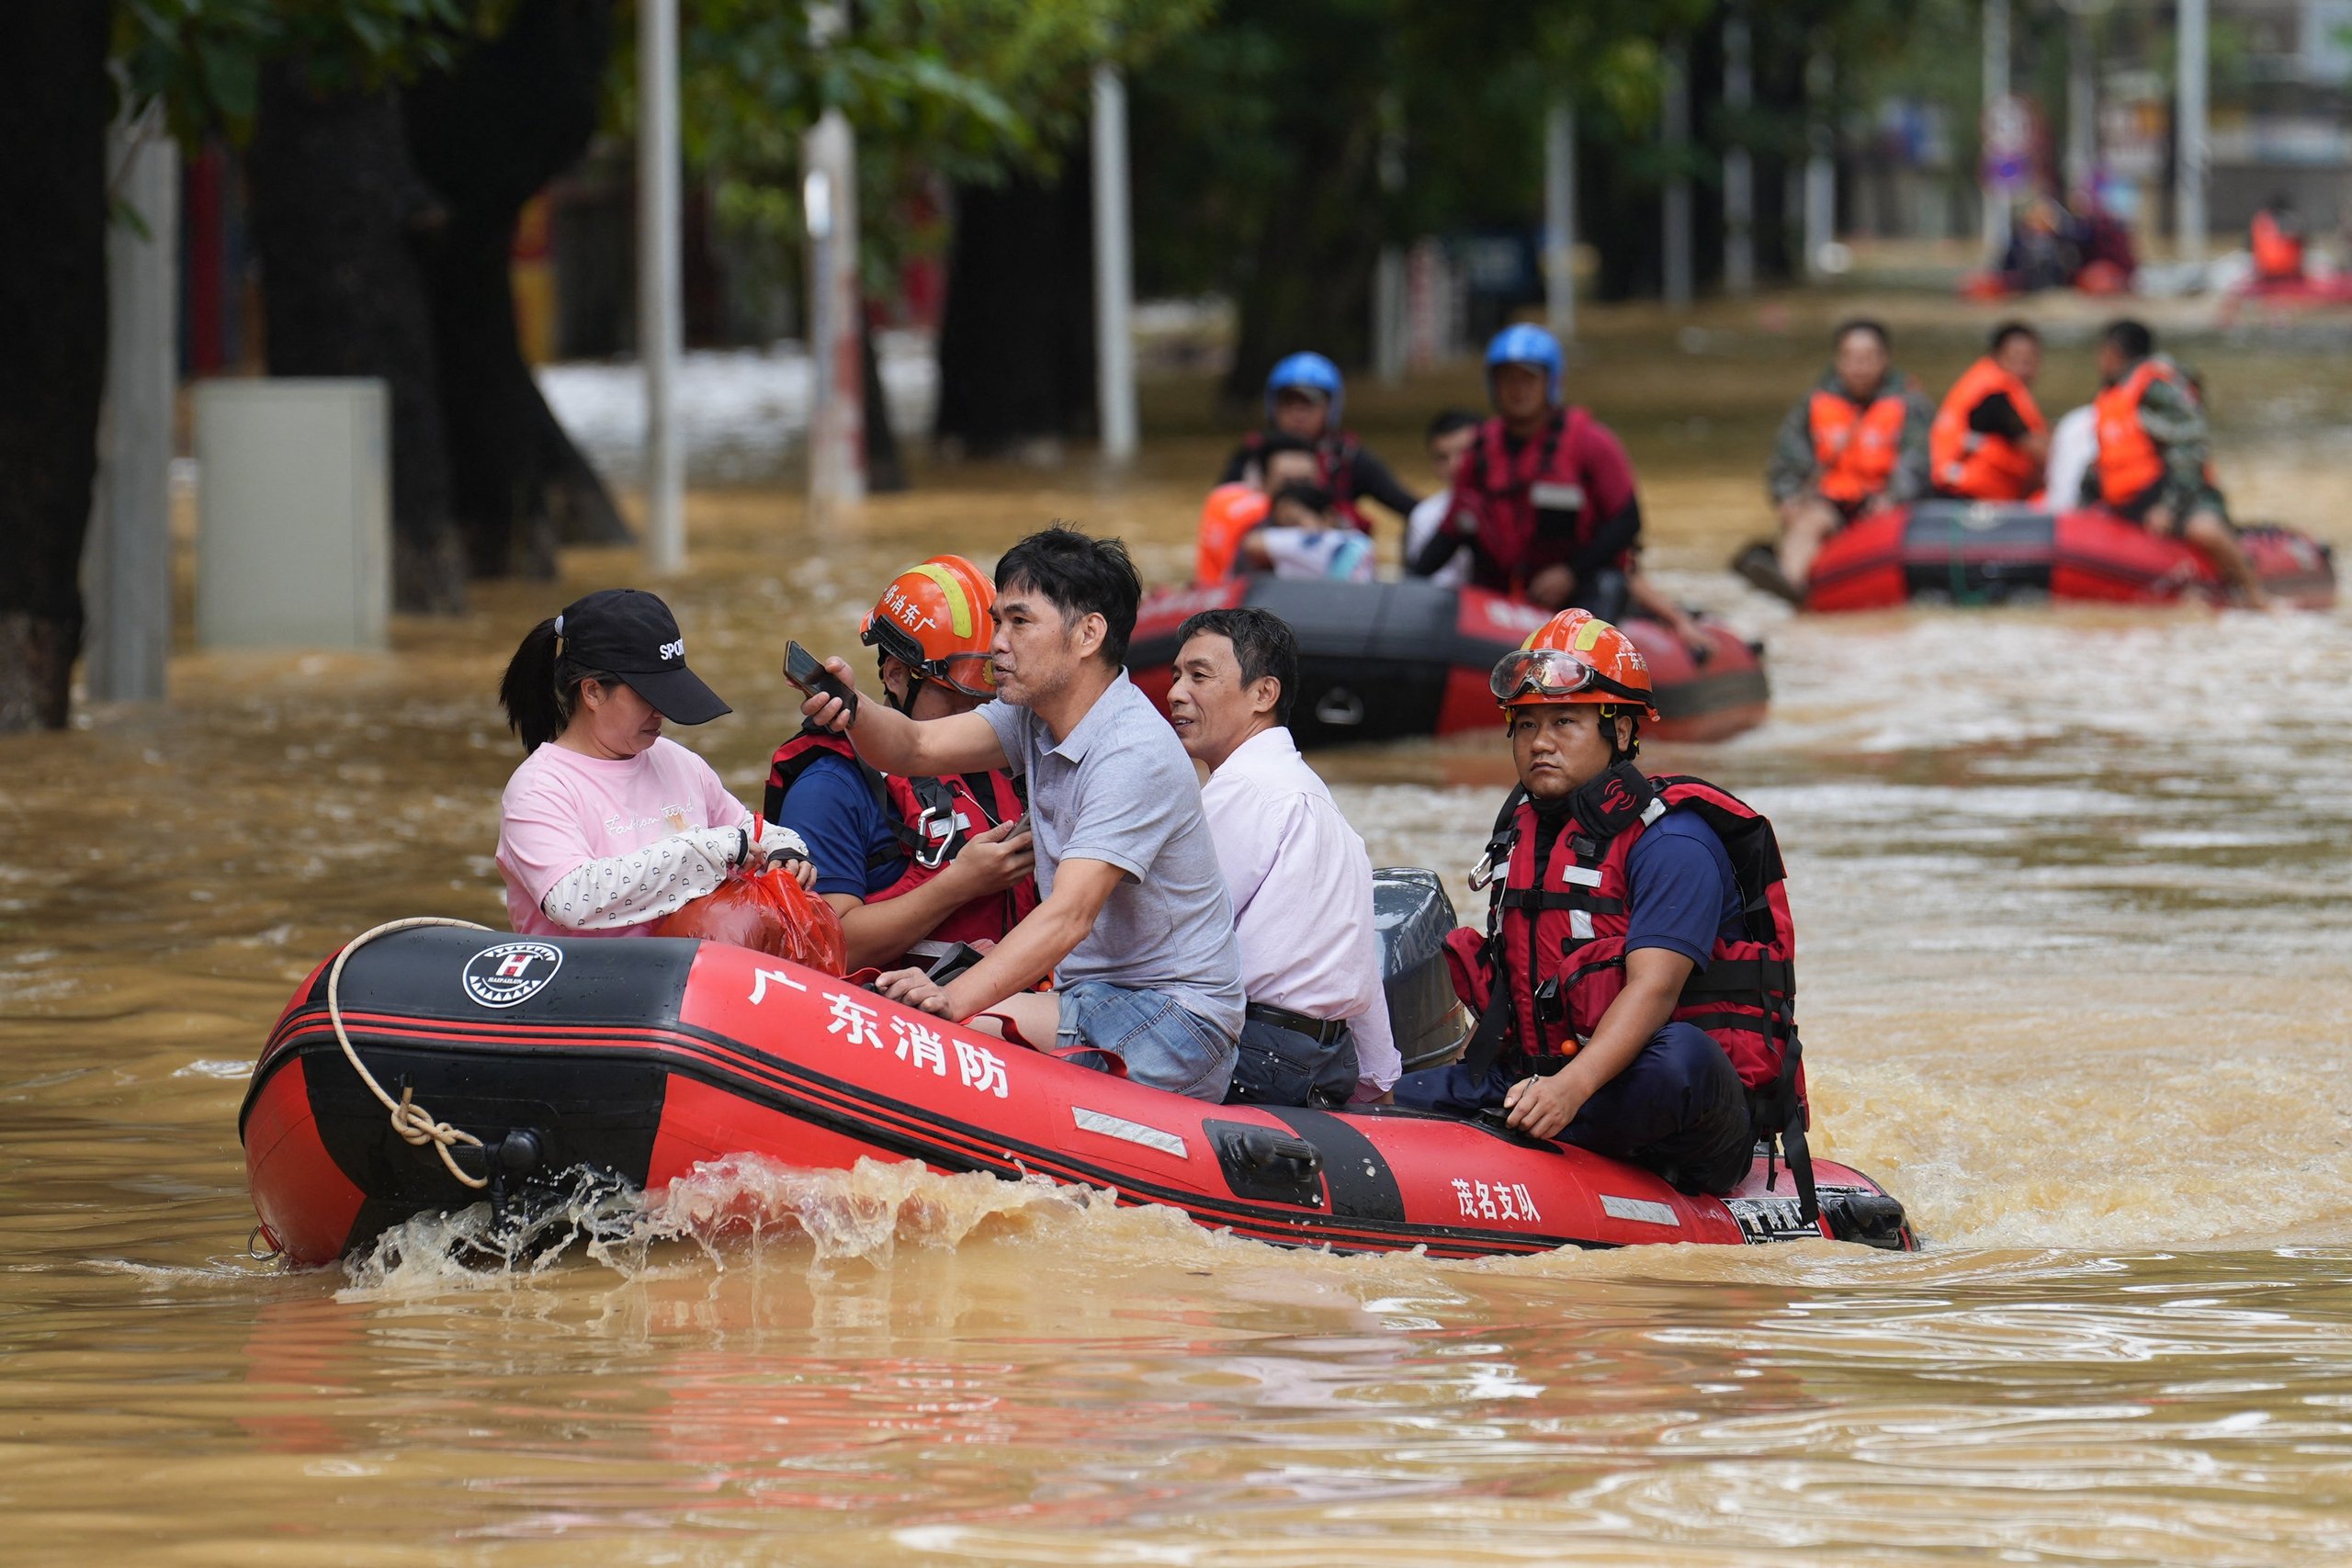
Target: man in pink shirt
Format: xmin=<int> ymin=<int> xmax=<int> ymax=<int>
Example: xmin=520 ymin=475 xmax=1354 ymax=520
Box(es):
xmin=1166 ymin=607 xmax=1398 ymax=1106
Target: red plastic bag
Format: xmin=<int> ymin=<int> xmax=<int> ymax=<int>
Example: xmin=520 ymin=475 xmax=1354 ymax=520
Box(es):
xmin=656 ymin=866 xmax=848 ymax=976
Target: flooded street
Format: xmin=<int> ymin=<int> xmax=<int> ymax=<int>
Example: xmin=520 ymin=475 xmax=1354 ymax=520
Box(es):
xmin=6 ymin=300 xmax=2352 ymax=1562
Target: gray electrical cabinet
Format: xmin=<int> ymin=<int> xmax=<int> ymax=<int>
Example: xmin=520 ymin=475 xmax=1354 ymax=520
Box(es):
xmin=195 ymin=378 xmax=390 ymax=649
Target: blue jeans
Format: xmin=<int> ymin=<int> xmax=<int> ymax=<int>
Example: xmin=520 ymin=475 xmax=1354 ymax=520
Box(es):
xmin=1393 ymin=1022 xmax=1752 ymax=1195
xmin=1057 ymin=980 xmax=1238 ymax=1101
xmin=1225 ymin=1018 xmax=1360 ymax=1109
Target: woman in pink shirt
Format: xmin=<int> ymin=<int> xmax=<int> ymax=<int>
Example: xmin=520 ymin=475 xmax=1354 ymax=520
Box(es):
xmin=494 ymin=589 xmax=812 ymax=938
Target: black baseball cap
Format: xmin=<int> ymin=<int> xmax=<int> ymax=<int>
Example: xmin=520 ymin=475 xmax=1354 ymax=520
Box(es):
xmin=554 ymin=589 xmax=730 ymax=725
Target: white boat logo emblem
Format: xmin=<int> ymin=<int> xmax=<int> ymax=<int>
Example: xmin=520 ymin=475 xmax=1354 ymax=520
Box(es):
xmin=462 ymin=942 xmax=564 ymax=1009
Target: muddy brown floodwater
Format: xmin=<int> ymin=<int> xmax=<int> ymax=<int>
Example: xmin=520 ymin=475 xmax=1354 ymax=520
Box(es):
xmin=6 ymin=297 xmax=2352 ymax=1563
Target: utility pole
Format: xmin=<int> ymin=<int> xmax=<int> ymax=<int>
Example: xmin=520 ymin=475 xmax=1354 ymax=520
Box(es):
xmin=1982 ymin=0 xmax=2012 ymax=257
xmin=1804 ymin=46 xmax=1836 ymax=278
xmin=637 ymin=0 xmax=684 ymax=570
xmin=803 ymin=108 xmax=864 ymax=511
xmin=2063 ymin=2 xmax=2099 ymax=199
xmin=85 ymin=107 xmax=176 ymax=704
xmin=1724 ymin=10 xmax=1755 ymax=297
xmin=2177 ymin=0 xmax=2209 ymax=265
xmin=1091 ymin=64 xmax=1138 ymax=462
xmin=1544 ymin=98 xmax=1577 ymax=341
xmin=1662 ymin=43 xmax=1692 ymax=310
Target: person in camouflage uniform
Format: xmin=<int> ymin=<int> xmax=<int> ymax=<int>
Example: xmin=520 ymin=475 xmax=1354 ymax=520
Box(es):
xmin=1735 ymin=320 xmax=1933 ymax=604
xmin=2087 ymin=320 xmax=2269 ymax=608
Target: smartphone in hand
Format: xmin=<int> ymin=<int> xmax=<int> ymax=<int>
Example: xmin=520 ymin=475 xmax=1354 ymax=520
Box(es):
xmin=784 ymin=640 xmax=858 ymax=721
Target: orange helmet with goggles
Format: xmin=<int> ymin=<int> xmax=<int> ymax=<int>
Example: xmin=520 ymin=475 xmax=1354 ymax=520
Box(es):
xmin=862 ymin=554 xmax=998 ymax=698
xmin=1489 ymin=608 xmax=1657 ymax=719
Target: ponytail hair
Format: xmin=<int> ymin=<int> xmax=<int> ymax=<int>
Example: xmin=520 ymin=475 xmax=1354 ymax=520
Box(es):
xmin=501 ymin=619 xmax=568 ymax=752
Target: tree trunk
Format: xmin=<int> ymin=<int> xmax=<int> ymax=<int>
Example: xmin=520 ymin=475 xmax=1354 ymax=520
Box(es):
xmin=933 ymin=166 xmax=1097 ymax=456
xmin=248 ymin=63 xmax=466 ymax=613
xmin=403 ymin=0 xmax=628 ymax=578
xmin=1218 ymin=113 xmax=1384 ymax=407
xmin=0 ymin=2 xmax=110 ymax=732
xmin=861 ymin=314 xmax=907 ymax=491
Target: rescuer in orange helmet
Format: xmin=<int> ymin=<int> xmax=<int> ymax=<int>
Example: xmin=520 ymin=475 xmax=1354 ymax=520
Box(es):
xmin=764 ymin=556 xmax=1038 ymax=971
xmin=1391 ymin=608 xmax=1815 ymax=1210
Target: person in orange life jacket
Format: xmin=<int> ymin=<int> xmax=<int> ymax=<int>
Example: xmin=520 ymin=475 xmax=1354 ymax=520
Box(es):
xmin=765 ymin=557 xmax=1038 ymax=974
xmin=2251 ymin=193 xmax=2304 ymax=284
xmin=1218 ymin=353 xmax=1420 ymax=530
xmin=494 ymin=590 xmax=816 ymax=940
xmin=1931 ymin=321 xmax=2049 ymax=502
xmin=799 ymin=527 xmax=1245 ymax=1101
xmin=1412 ymin=323 xmax=1639 ymax=622
xmin=2089 ymin=319 xmax=2272 ymax=609
xmin=1737 ymin=318 xmax=1932 ymax=605
xmin=1195 ymin=436 xmax=1324 ymax=584
xmin=1166 ymin=607 xmax=1398 ymax=1108
xmin=1388 ymin=610 xmax=1761 ymax=1198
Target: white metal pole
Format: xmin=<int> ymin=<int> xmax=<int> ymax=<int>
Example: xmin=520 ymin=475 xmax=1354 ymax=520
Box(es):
xmin=1982 ymin=0 xmax=2011 ymax=257
xmin=1724 ymin=12 xmax=1754 ymax=297
xmin=1090 ymin=64 xmax=1138 ymax=463
xmin=2064 ymin=6 xmax=2097 ymax=199
xmin=1805 ymin=48 xmax=1836 ymax=278
xmin=85 ymin=111 xmax=177 ymax=704
xmin=637 ymin=0 xmax=684 ymax=571
xmin=2177 ymin=0 xmax=2209 ymax=266
xmin=1544 ymin=98 xmax=1577 ymax=342
xmin=1662 ymin=44 xmax=1692 ymax=310
xmin=804 ymin=108 xmax=864 ymax=509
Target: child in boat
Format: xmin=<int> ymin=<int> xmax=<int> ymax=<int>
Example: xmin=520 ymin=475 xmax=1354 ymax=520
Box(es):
xmin=1238 ymin=480 xmax=1376 ymax=582
xmin=494 ymin=589 xmax=814 ymax=939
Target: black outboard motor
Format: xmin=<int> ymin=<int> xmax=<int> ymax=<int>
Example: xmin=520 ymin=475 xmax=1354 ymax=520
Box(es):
xmin=1374 ymin=868 xmax=1471 ymax=1073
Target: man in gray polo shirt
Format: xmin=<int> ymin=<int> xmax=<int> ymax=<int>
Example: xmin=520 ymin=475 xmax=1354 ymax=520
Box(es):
xmin=797 ymin=525 xmax=1243 ymax=1100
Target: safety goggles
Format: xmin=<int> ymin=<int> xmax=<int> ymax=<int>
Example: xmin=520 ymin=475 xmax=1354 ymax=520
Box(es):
xmin=864 ymin=621 xmax=998 ymax=697
xmin=1488 ymin=648 xmax=1649 ymax=705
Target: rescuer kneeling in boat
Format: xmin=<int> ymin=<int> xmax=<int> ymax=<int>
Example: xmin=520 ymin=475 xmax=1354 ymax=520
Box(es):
xmin=494 ymin=590 xmax=815 ymax=938
xmin=765 ymin=556 xmax=1038 ymax=973
xmin=1219 ymin=353 xmax=1420 ymax=534
xmin=1165 ymin=606 xmax=1399 ymax=1107
xmin=2089 ymin=319 xmax=2272 ymax=609
xmin=1410 ymin=324 xmax=1640 ymax=620
xmin=1392 ymin=610 xmax=1808 ymax=1203
xmin=799 ymin=527 xmax=1246 ymax=1100
xmin=1930 ymin=321 xmax=2048 ymax=502
xmin=1737 ymin=319 xmax=1932 ymax=604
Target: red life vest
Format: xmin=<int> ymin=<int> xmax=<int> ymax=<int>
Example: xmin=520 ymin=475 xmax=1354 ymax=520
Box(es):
xmin=2093 ymin=356 xmax=2194 ymax=509
xmin=1452 ymin=408 xmax=1625 ymax=597
xmin=2252 ymin=209 xmax=2303 ymax=282
xmin=764 ymin=730 xmax=1038 ymax=953
xmin=1454 ymin=767 xmax=1807 ymax=1139
xmin=1809 ymin=388 xmax=1910 ymax=505
xmin=1237 ymin=429 xmax=1374 ymax=531
xmin=1929 ymin=357 xmax=2046 ymax=502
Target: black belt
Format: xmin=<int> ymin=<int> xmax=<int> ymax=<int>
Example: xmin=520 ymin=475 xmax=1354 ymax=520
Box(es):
xmin=1245 ymin=1002 xmax=1350 ymax=1047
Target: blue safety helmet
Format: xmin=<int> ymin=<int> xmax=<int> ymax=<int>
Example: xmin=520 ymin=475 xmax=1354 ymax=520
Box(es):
xmin=1485 ymin=323 xmax=1564 ymax=406
xmin=1265 ymin=352 xmax=1344 ymax=426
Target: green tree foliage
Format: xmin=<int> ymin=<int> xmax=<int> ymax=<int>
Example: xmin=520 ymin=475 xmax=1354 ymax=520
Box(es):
xmin=114 ymin=0 xmax=506 ymax=142
xmin=673 ymin=0 xmax=1209 ymax=283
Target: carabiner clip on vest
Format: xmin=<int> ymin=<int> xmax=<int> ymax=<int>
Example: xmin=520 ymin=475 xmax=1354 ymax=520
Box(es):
xmin=912 ymin=805 xmax=954 ymax=869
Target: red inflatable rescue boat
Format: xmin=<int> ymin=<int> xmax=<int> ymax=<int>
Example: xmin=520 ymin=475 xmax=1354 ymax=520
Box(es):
xmin=1797 ymin=502 xmax=2335 ymax=613
xmin=242 ymin=903 xmax=1913 ymax=1268
xmin=1127 ymin=578 xmax=1770 ymax=748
